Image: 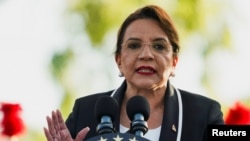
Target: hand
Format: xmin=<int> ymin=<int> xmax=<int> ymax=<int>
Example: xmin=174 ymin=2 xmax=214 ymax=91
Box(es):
xmin=44 ymin=109 xmax=90 ymax=141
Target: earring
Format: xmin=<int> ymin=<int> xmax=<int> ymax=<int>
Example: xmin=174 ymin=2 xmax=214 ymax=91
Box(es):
xmin=170 ymin=72 xmax=175 ymax=77
xmin=119 ymin=72 xmax=124 ymax=77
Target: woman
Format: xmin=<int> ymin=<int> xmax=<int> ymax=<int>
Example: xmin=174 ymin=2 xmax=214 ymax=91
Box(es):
xmin=44 ymin=5 xmax=224 ymax=141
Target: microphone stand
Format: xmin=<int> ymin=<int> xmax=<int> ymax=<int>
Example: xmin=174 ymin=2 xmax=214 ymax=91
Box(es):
xmin=130 ymin=113 xmax=148 ymax=137
xmin=96 ymin=115 xmax=115 ymax=134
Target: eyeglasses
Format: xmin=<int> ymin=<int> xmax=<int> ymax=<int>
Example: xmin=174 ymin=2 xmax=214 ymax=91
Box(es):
xmin=121 ymin=40 xmax=172 ymax=55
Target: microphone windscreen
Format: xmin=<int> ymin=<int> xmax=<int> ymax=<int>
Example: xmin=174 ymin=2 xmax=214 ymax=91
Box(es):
xmin=95 ymin=95 xmax=119 ymax=122
xmin=126 ymin=95 xmax=150 ymax=121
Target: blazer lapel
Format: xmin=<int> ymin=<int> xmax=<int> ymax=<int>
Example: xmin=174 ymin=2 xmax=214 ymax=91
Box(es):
xmin=111 ymin=80 xmax=127 ymax=132
xmin=110 ymin=80 xmax=180 ymax=141
xmin=159 ymin=82 xmax=179 ymax=141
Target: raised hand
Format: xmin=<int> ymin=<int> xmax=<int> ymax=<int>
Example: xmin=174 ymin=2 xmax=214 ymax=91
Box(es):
xmin=44 ymin=109 xmax=90 ymax=141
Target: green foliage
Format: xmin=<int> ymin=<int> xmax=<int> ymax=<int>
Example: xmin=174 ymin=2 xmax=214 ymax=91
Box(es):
xmin=17 ymin=127 xmax=46 ymax=141
xmin=18 ymin=1 xmax=246 ymax=140
xmin=75 ymin=2 xmax=114 ymax=45
xmin=50 ymin=48 xmax=77 ymax=117
xmin=54 ymin=0 xmax=235 ymax=115
xmin=60 ymin=90 xmax=76 ymax=119
xmin=46 ymin=1 xmax=250 ymax=140
xmin=173 ymin=0 xmax=201 ymax=32
xmin=50 ymin=48 xmax=74 ymax=82
xmin=66 ymin=0 xmax=164 ymax=46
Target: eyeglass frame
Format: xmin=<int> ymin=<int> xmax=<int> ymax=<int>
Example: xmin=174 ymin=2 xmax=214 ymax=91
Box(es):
xmin=121 ymin=39 xmax=173 ymax=55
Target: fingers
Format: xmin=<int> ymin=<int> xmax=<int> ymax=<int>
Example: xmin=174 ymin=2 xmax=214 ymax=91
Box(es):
xmin=74 ymin=127 xmax=90 ymax=141
xmin=44 ymin=127 xmax=53 ymax=141
xmin=56 ymin=109 xmax=67 ymax=130
xmin=44 ymin=109 xmax=63 ymax=140
xmin=47 ymin=112 xmax=58 ymax=137
xmin=54 ymin=109 xmax=72 ymax=140
xmin=44 ymin=109 xmax=89 ymax=141
xmin=52 ymin=110 xmax=60 ymax=131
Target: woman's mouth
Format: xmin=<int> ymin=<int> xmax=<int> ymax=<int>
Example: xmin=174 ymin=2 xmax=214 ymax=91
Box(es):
xmin=136 ymin=66 xmax=156 ymax=75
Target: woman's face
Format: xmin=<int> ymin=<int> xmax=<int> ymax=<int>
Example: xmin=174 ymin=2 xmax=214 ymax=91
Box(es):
xmin=116 ymin=19 xmax=178 ymax=90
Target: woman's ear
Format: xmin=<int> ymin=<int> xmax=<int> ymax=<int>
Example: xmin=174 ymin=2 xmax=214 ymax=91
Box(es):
xmin=115 ymin=54 xmax=121 ymax=68
xmin=172 ymin=56 xmax=178 ymax=67
xmin=171 ymin=56 xmax=178 ymax=77
xmin=115 ymin=54 xmax=124 ymax=77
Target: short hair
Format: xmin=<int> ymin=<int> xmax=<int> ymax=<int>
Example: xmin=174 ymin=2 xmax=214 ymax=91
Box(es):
xmin=115 ymin=5 xmax=180 ymax=56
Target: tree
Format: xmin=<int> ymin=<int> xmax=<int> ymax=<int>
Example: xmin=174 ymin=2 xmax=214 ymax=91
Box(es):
xmin=50 ymin=0 xmax=236 ymax=117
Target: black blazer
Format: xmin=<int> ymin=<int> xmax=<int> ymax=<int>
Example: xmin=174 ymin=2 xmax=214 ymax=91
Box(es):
xmin=65 ymin=81 xmax=224 ymax=141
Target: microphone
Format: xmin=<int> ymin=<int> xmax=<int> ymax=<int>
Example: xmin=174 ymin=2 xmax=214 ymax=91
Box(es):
xmin=126 ymin=95 xmax=150 ymax=137
xmin=95 ymin=95 xmax=119 ymax=134
xmin=86 ymin=95 xmax=150 ymax=141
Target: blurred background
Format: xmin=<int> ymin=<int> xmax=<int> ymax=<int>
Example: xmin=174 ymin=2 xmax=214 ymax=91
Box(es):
xmin=0 ymin=0 xmax=250 ymax=140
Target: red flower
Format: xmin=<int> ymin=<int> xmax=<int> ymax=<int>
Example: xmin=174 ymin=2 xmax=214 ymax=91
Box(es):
xmin=0 ymin=102 xmax=26 ymax=137
xmin=224 ymin=101 xmax=250 ymax=125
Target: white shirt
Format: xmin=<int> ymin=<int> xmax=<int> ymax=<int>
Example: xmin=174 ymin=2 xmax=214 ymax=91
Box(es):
xmin=120 ymin=124 xmax=161 ymax=141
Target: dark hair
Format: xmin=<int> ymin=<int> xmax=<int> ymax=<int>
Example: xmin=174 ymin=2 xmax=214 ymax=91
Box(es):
xmin=115 ymin=5 xmax=180 ymax=56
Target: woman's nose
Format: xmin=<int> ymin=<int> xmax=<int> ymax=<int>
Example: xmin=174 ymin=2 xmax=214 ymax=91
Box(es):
xmin=138 ymin=45 xmax=154 ymax=60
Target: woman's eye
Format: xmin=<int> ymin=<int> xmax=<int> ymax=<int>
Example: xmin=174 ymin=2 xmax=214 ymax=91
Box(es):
xmin=127 ymin=42 xmax=141 ymax=49
xmin=153 ymin=43 xmax=166 ymax=51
